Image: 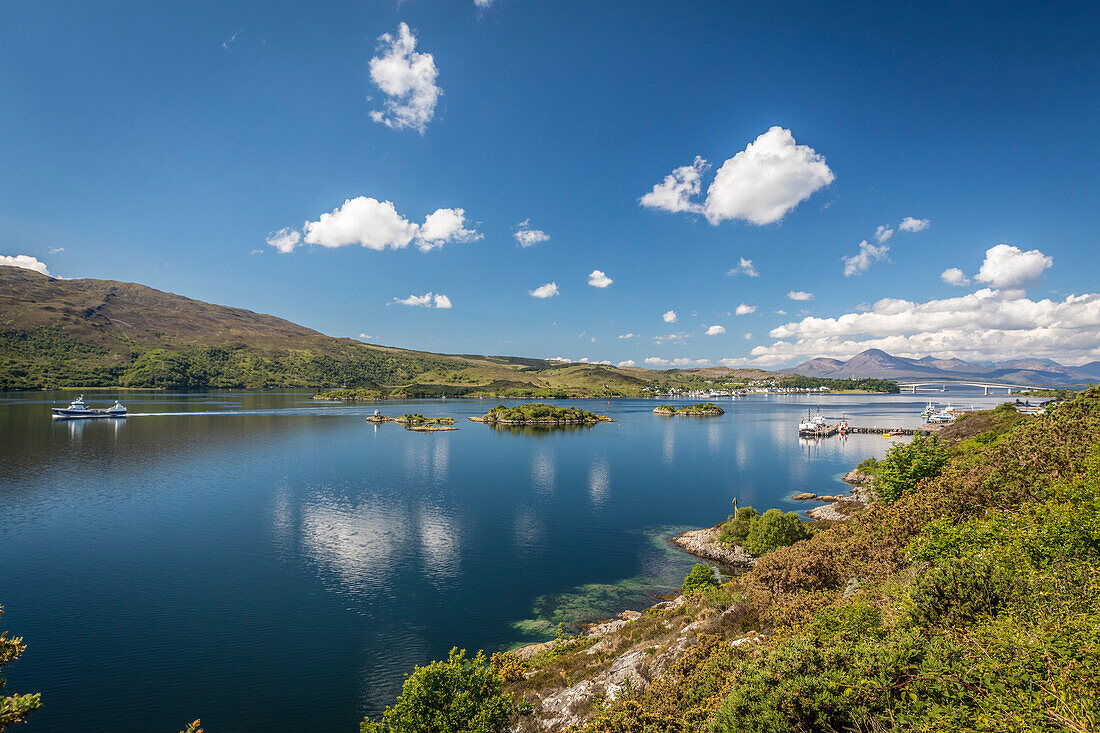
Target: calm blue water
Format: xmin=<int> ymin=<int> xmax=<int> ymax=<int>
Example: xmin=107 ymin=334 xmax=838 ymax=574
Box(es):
xmin=0 ymin=389 xmax=1011 ymax=732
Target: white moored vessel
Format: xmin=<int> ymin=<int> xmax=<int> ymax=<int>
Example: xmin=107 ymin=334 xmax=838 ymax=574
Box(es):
xmin=52 ymin=395 xmax=127 ymax=419
xmin=798 ymin=411 xmax=830 ymax=436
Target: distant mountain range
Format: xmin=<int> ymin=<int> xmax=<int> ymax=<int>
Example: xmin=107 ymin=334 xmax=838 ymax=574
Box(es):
xmin=783 ymin=348 xmax=1100 ymax=386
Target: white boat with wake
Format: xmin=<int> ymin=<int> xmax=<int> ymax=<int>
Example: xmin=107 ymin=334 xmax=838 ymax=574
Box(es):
xmin=52 ymin=395 xmax=127 ymax=419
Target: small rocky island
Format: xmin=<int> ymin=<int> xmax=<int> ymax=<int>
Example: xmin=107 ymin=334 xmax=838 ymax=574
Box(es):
xmin=653 ymin=402 xmax=725 ymax=416
xmin=365 ymin=413 xmax=457 ymax=431
xmin=469 ymin=403 xmax=612 ymax=425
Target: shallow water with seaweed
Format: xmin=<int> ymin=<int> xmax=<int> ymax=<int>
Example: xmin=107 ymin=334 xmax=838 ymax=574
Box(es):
xmin=0 ymin=390 xmax=1012 ymax=732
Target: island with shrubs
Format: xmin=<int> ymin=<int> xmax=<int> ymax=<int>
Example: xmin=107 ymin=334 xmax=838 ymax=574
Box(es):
xmin=364 ymin=413 xmax=457 ymax=431
xmin=653 ymin=402 xmax=725 ymax=416
xmin=469 ymin=403 xmax=612 ymax=425
xmin=395 ymin=414 xmax=458 ymax=431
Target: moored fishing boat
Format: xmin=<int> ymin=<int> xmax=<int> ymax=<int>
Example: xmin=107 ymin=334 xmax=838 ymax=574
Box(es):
xmin=52 ymin=395 xmax=127 ymax=419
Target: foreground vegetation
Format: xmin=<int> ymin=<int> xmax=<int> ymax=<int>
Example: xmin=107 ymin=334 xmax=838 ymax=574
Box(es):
xmin=363 ymin=386 xmax=1100 ymax=732
xmin=0 ymin=606 xmax=40 ymax=730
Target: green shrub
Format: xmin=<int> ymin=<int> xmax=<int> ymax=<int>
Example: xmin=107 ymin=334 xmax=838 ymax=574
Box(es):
xmin=907 ymin=557 xmax=1019 ymax=628
xmin=855 ymin=457 xmax=879 ymax=475
xmin=360 ymin=648 xmax=514 ymax=733
xmin=875 ymin=435 xmax=949 ymax=503
xmin=718 ymin=507 xmax=759 ymax=544
xmin=743 ymin=509 xmax=810 ymax=556
xmin=683 ymin=564 xmax=720 ymax=593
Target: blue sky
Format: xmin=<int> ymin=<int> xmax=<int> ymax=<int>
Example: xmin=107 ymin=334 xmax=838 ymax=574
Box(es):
xmin=3 ymin=1 xmax=1099 ymax=366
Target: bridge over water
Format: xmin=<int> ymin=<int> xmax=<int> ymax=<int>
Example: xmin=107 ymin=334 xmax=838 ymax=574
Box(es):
xmin=897 ymin=381 xmax=1038 ymax=395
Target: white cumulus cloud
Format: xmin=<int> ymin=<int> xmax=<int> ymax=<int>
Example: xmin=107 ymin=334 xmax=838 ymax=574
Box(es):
xmin=641 ymin=128 xmax=834 ymax=227
xmin=617 ymin=333 xmax=639 ymax=339
xmin=842 ymin=240 xmax=890 ymax=276
xmin=369 ymin=23 xmax=440 ymax=134
xmin=296 ymin=197 xmax=478 ymax=253
xmin=617 ymin=360 xmax=635 ymax=367
xmin=587 ymin=269 xmax=613 ymax=288
xmin=705 ymin=325 xmax=726 ymax=335
xmin=662 ymin=309 xmax=677 ymax=323
xmin=875 ymin=225 xmax=894 ymax=243
xmin=639 ymin=156 xmax=707 ymax=214
xmin=787 ymin=290 xmax=815 ymax=301
xmin=975 ymin=244 xmax=1053 ymax=289
xmin=727 ymin=257 xmax=759 ymax=277
xmin=941 ymin=268 xmax=970 ymax=286
xmin=898 ymin=217 xmax=930 ymax=233
xmin=514 ymin=223 xmax=550 ymax=248
xmin=417 ymin=208 xmax=481 ymax=250
xmin=530 ymin=282 xmax=559 ymax=299
xmin=735 ymin=303 xmax=757 ymax=315
xmin=704 ymin=127 xmax=834 ymax=225
xmin=393 ymin=292 xmax=452 ymax=308
xmin=266 ymin=228 xmax=301 ymax=253
xmin=0 ymin=254 xmax=50 ymax=276
xmin=753 ymin=282 xmax=1100 ymax=363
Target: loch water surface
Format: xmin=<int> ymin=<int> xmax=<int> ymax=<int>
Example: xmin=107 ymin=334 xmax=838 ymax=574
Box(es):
xmin=0 ymin=390 xmax=1011 ymax=732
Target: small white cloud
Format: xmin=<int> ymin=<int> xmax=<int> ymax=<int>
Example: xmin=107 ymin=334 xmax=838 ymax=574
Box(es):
xmin=587 ymin=269 xmax=613 ymax=288
xmin=727 ymin=257 xmax=758 ymax=277
xmin=787 ymin=290 xmax=815 ymax=301
xmin=774 ymin=309 xmax=787 ymax=315
xmin=530 ymin=282 xmax=559 ymax=298
xmin=644 ymin=356 xmax=669 ymax=366
xmin=639 ymin=156 xmax=707 ymax=214
xmin=358 ymin=333 xmax=373 ymax=340
xmin=875 ymin=225 xmax=894 ymax=243
xmin=368 ymin=23 xmax=441 ymax=134
xmin=898 ymin=217 xmax=930 ymax=233
xmin=842 ymin=240 xmax=890 ymax=276
xmin=0 ymin=254 xmax=50 ymax=276
xmin=705 ymin=325 xmax=726 ymax=335
xmin=662 ymin=309 xmax=677 ymax=323
xmin=49 ymin=246 xmax=65 ymax=254
xmin=249 ymin=249 xmax=264 ymax=255
xmin=474 ymin=0 xmax=494 ymax=6
xmin=222 ymin=30 xmax=240 ymax=51
xmin=653 ymin=333 xmax=691 ymax=344
xmin=941 ymin=267 xmax=971 ymax=286
xmin=393 ymin=292 xmax=452 ymax=308
xmin=514 ymin=226 xmax=550 ymax=248
xmin=704 ymin=127 xmax=835 ymax=226
xmin=417 ymin=208 xmax=481 ymax=251
xmin=735 ymin=303 xmax=757 ymax=315
xmin=547 ymin=356 xmax=571 ymax=363
xmin=744 ymin=332 xmax=753 ymax=340
xmin=617 ymin=360 xmax=635 ymax=367
xmin=266 ymin=227 xmax=302 ymax=253
xmin=975 ymin=244 xmax=1053 ymax=289
xmin=617 ymin=333 xmax=639 ymax=339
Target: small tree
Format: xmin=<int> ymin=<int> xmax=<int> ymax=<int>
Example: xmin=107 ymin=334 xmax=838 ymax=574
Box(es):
xmin=682 ymin=563 xmax=719 ymax=593
xmin=1 ymin=606 xmax=41 ymax=731
xmin=875 ymin=435 xmax=949 ymax=503
xmin=361 ymin=648 xmax=515 ymax=733
xmin=718 ymin=506 xmax=759 ymax=545
xmin=743 ymin=509 xmax=810 ymax=556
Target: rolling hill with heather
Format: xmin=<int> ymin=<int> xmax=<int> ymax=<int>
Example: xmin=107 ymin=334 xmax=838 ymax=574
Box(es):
xmin=0 ymin=266 xmax=779 ymax=394
xmin=784 ymin=347 xmax=1100 ymax=386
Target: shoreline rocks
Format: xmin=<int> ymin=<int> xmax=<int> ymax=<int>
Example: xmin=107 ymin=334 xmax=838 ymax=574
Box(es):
xmin=670 ymin=527 xmax=757 ymax=568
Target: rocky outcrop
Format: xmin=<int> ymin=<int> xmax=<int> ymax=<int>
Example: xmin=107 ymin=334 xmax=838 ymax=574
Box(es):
xmin=671 ymin=528 xmax=757 ymax=568
xmin=521 ymin=600 xmax=758 ymax=732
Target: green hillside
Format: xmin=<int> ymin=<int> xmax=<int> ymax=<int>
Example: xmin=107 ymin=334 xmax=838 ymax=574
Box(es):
xmin=0 ymin=266 xmax=898 ymax=396
xmin=0 ymin=266 xmax=653 ymax=394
